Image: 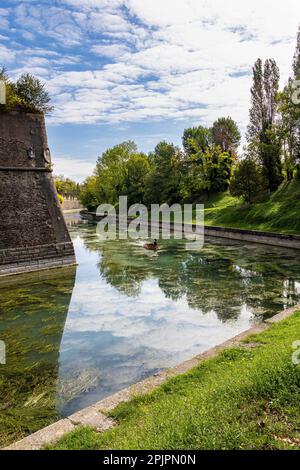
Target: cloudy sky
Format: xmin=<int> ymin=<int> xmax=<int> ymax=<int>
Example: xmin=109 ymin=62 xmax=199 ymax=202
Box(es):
xmin=1 ymin=0 xmax=299 ymax=181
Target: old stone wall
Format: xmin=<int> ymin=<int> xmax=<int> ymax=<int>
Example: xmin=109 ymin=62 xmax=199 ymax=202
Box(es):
xmin=61 ymin=197 xmax=83 ymax=212
xmin=0 ymin=110 xmax=76 ymax=276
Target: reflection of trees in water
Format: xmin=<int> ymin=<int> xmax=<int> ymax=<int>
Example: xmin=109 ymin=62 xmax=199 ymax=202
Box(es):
xmin=0 ymin=267 xmax=76 ymax=447
xmin=83 ymin=233 xmax=300 ymax=322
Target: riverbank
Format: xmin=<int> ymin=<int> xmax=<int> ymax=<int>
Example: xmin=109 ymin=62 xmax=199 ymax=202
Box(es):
xmin=47 ymin=309 xmax=300 ymax=450
xmin=202 ymin=179 xmax=300 ymax=235
xmin=81 ymin=180 xmax=300 ymax=240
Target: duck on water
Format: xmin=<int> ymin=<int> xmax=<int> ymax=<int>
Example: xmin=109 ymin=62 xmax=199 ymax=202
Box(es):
xmin=143 ymin=239 xmax=159 ymax=251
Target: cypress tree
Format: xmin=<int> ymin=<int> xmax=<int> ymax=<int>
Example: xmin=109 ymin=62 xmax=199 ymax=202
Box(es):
xmin=293 ymin=24 xmax=300 ymax=79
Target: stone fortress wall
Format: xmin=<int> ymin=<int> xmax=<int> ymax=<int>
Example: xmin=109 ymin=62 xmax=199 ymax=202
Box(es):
xmin=0 ymin=110 xmax=76 ymax=276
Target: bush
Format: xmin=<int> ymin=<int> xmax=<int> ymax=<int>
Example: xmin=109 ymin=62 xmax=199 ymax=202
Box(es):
xmin=0 ymin=67 xmax=53 ymax=114
xmin=230 ymin=157 xmax=265 ymax=204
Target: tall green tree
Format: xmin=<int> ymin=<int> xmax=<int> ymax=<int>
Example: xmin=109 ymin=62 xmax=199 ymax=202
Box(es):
xmin=182 ymin=126 xmax=212 ymax=156
xmin=80 ymin=176 xmax=103 ymax=210
xmin=15 ymin=73 xmax=53 ymax=113
xmin=211 ymin=117 xmax=241 ymax=154
xmin=144 ymin=141 xmax=183 ymax=205
xmin=247 ymin=58 xmax=283 ymax=191
xmin=54 ymin=176 xmax=81 ymax=198
xmin=278 ymin=79 xmax=300 ymax=180
xmin=230 ymin=157 xmax=265 ymax=204
xmin=277 ymin=26 xmax=300 ymax=180
xmin=293 ymin=24 xmax=300 ymax=79
xmin=94 ymin=141 xmax=150 ymax=207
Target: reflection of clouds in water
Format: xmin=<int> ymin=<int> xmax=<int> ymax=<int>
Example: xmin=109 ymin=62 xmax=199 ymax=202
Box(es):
xmin=64 ymin=277 xmax=253 ymax=354
xmin=57 ymin=229 xmax=300 ymax=415
xmin=58 ymin=236 xmax=256 ymax=414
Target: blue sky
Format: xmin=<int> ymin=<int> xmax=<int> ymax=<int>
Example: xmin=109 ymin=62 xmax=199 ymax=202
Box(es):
xmin=0 ymin=0 xmax=299 ymax=181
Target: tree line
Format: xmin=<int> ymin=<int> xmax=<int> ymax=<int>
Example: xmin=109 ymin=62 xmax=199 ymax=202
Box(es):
xmin=80 ymin=26 xmax=300 ymax=210
xmin=80 ymin=117 xmax=241 ymax=210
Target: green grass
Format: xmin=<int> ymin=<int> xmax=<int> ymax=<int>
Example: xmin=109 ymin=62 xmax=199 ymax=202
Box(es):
xmin=198 ymin=179 xmax=300 ymax=234
xmin=49 ymin=312 xmax=300 ymax=450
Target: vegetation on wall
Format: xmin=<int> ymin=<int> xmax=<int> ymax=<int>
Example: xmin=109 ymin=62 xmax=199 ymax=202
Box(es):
xmin=0 ymin=67 xmax=53 ymax=114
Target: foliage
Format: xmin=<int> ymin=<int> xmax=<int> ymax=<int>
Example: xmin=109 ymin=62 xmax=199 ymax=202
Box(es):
xmin=293 ymin=24 xmax=300 ymax=79
xmin=230 ymin=157 xmax=265 ymax=204
xmin=79 ymin=142 xmax=151 ymax=209
xmin=0 ymin=67 xmax=53 ymax=114
xmin=57 ymin=193 xmax=64 ymax=205
xmin=204 ymin=178 xmax=300 ymax=234
xmin=181 ymin=120 xmax=239 ymax=201
xmin=80 ymin=176 xmax=103 ymax=211
xmin=277 ymin=79 xmax=300 ymax=180
xmin=144 ymin=141 xmax=183 ymax=205
xmin=182 ymin=126 xmax=212 ymax=155
xmin=95 ymin=141 xmax=150 ymax=207
xmin=247 ymin=58 xmax=283 ymax=192
xmin=54 ymin=175 xmax=81 ymax=199
xmin=211 ymin=116 xmax=241 ymax=154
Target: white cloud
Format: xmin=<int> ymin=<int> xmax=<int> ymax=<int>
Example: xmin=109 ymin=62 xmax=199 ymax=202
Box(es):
xmin=5 ymin=0 xmax=300 ymax=134
xmin=0 ymin=8 xmax=9 ymax=30
xmin=0 ymin=44 xmax=15 ymax=62
xmin=91 ymin=43 xmax=130 ymax=59
xmin=52 ymin=155 xmax=95 ymax=181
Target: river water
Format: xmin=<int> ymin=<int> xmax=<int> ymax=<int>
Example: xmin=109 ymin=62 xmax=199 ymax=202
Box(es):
xmin=1 ymin=214 xmax=300 ymax=445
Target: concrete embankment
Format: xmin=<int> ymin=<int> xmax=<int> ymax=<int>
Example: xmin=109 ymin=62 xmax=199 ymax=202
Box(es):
xmin=81 ymin=211 xmax=300 ymax=250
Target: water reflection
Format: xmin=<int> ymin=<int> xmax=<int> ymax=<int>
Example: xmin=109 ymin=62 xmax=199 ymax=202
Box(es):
xmin=0 ymin=267 xmax=76 ymax=447
xmin=1 ymin=217 xmax=300 ymax=446
xmin=58 ymin=222 xmax=300 ymax=416
xmin=83 ymin=228 xmax=300 ymax=320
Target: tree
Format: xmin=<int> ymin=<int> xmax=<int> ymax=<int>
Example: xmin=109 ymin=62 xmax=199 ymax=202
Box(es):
xmin=200 ymin=146 xmax=233 ymax=193
xmin=0 ymin=66 xmax=23 ymax=110
xmin=230 ymin=157 xmax=265 ymax=204
xmin=247 ymin=58 xmax=283 ymax=191
xmin=278 ymin=79 xmax=300 ymax=180
xmin=144 ymin=141 xmax=183 ymax=205
xmin=86 ymin=141 xmax=152 ymax=208
xmin=211 ymin=117 xmax=241 ymax=154
xmin=276 ymin=26 xmax=300 ymax=180
xmin=79 ymin=176 xmax=103 ymax=211
xmin=122 ymin=153 xmax=151 ymax=206
xmin=182 ymin=126 xmax=212 ymax=156
xmin=54 ymin=175 xmax=81 ymax=198
xmin=293 ymin=24 xmax=300 ymax=79
xmin=0 ymin=68 xmax=53 ymax=114
xmin=95 ymin=141 xmax=138 ymax=205
xmin=15 ymin=73 xmax=53 ymax=113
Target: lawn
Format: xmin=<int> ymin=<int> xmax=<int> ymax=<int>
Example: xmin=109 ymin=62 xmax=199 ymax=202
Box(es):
xmin=198 ymin=179 xmax=300 ymax=235
xmin=49 ymin=312 xmax=300 ymax=450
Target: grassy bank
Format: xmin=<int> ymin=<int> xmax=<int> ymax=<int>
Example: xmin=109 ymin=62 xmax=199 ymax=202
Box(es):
xmin=200 ymin=179 xmax=300 ymax=234
xmin=50 ymin=312 xmax=300 ymax=450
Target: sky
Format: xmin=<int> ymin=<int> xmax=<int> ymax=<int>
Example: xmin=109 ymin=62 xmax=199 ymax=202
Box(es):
xmin=0 ymin=0 xmax=300 ymax=181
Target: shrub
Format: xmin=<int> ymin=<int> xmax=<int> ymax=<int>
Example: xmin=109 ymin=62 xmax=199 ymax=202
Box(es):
xmin=0 ymin=67 xmax=53 ymax=114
